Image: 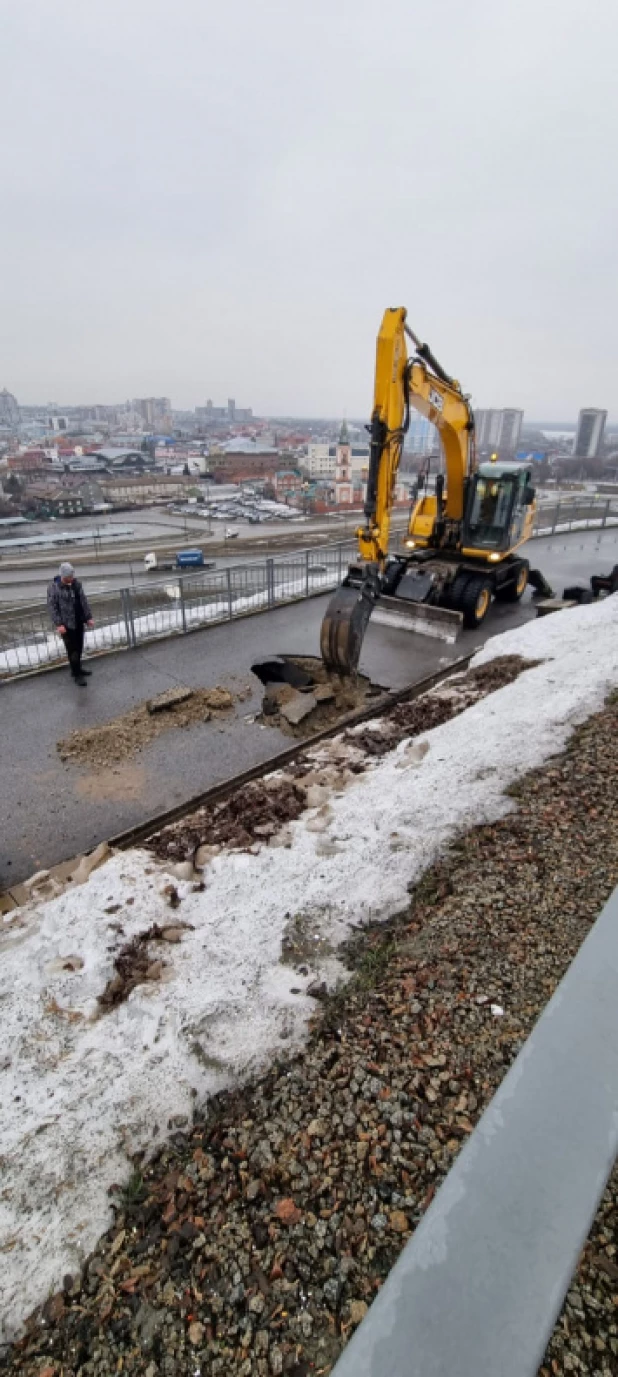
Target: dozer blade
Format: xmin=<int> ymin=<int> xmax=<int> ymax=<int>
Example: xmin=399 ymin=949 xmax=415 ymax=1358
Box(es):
xmin=371 ymin=595 xmax=463 ymax=643
xmin=320 ymin=580 xmax=378 ymax=674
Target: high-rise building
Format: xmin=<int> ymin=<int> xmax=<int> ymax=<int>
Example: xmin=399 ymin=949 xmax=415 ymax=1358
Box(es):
xmin=133 ymin=397 xmax=171 ymax=428
xmin=574 ymin=408 xmax=607 ymax=458
xmin=474 ymin=408 xmax=523 ymax=454
xmin=406 ymin=412 xmax=437 ymax=455
xmin=196 ymin=399 xmax=253 ymax=425
xmin=499 ymin=409 xmax=524 ymax=453
xmin=0 ymin=388 xmax=20 ymax=430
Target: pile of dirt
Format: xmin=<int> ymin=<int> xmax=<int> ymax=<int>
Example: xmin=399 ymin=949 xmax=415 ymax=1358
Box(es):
xmin=97 ymin=910 xmax=193 ymax=1011
xmin=148 ymin=776 xmax=307 ymax=864
xmin=466 ymin=654 xmax=542 ymax=694
xmin=345 ymin=655 xmax=540 ymax=758
xmin=57 ymin=686 xmax=235 ymax=769
xmin=256 ymin=656 xmax=384 ymax=738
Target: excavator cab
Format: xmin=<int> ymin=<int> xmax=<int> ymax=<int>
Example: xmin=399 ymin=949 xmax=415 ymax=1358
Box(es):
xmin=462 ymin=463 xmax=535 ymax=555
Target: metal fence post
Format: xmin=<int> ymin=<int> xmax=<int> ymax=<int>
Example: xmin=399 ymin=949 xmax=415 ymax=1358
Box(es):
xmin=553 ymin=502 xmax=560 ymax=534
xmin=178 ymin=578 xmax=187 ymax=634
xmin=305 ymin=548 xmax=310 ymax=597
xmin=338 ymin=543 xmax=343 ymax=580
xmin=121 ymin=588 xmax=137 ymax=648
xmin=603 ymin=500 xmax=610 ymax=529
xmin=266 ymin=558 xmax=275 ymax=608
xmin=226 ymin=568 xmax=233 ymax=620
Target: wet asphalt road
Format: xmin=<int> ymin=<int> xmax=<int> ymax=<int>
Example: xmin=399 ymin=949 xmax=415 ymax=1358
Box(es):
xmin=1 ymin=528 xmax=616 ymax=889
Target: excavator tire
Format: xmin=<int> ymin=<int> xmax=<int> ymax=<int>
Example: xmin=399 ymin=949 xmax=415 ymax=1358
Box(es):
xmin=461 ymin=575 xmax=493 ymax=629
xmin=448 ymin=571 xmax=472 ymax=611
xmin=495 ymin=561 xmax=529 ymax=603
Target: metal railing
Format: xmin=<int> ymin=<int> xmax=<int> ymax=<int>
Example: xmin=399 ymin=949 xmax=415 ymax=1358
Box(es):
xmin=332 ymin=883 xmax=618 ymax=1377
xmin=0 ymin=540 xmax=357 ymax=677
xmin=532 ymin=494 xmax=618 ymax=536
xmin=0 ymin=498 xmax=617 ymax=679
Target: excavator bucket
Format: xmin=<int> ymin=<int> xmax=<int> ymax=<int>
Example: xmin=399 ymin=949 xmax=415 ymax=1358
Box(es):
xmin=320 ymin=580 xmax=378 ymax=674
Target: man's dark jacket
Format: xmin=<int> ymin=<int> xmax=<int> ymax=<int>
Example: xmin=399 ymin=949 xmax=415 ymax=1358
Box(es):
xmin=47 ymin=577 xmax=92 ymax=632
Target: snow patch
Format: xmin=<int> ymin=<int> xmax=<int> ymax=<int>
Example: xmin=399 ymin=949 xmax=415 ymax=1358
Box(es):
xmin=1 ymin=594 xmax=617 ymax=1338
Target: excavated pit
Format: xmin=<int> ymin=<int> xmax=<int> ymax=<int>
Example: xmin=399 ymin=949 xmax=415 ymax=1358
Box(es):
xmin=251 ymin=654 xmax=385 ymax=738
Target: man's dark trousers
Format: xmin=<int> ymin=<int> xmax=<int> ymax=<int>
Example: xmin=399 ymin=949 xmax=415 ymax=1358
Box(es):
xmin=62 ymin=626 xmax=84 ymax=678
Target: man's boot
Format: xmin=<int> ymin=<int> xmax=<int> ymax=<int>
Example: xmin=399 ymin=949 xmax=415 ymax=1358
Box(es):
xmin=71 ymin=654 xmax=87 ymax=687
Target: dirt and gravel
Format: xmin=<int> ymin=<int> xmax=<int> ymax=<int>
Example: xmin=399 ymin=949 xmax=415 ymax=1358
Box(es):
xmin=97 ymin=912 xmax=195 ymax=1013
xmin=148 ymin=656 xmax=538 ymax=865
xmin=57 ymin=687 xmax=235 ymax=769
xmin=255 ymin=657 xmax=384 ymax=738
xmin=4 ymin=687 xmax=617 ymax=1376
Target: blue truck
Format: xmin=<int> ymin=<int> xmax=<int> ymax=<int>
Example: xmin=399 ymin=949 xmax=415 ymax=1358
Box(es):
xmin=143 ymin=549 xmax=215 ymax=572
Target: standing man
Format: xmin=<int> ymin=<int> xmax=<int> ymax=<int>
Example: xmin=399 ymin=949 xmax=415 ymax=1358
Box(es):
xmin=47 ymin=562 xmax=95 ymax=686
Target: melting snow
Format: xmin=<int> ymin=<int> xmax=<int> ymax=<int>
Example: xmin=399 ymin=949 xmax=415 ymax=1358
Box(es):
xmin=1 ymin=595 xmax=617 ymax=1338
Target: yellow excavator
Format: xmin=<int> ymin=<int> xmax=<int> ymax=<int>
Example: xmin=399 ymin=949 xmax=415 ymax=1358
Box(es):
xmin=320 ymin=307 xmax=548 ymax=674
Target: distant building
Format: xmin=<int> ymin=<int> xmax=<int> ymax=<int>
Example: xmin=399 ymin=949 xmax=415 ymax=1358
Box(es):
xmin=574 ymin=408 xmax=607 ymax=458
xmin=8 ymin=449 xmax=50 ymax=475
xmin=274 ymin=470 xmax=304 ymax=501
xmin=334 ymin=425 xmax=354 ymax=504
xmin=330 ymin=420 xmax=408 ymax=505
xmin=99 ymin=474 xmax=193 ymax=504
xmin=195 ymin=400 xmax=253 ymax=425
xmin=133 ymin=398 xmax=171 ymax=430
xmin=0 ymin=389 xmax=20 ymax=431
xmin=406 ymin=413 xmax=437 ymax=456
xmin=306 ymin=424 xmax=370 ymax=481
xmin=210 ymin=451 xmax=280 ymax=482
xmin=24 ymin=484 xmax=85 ymax=518
xmin=500 ymin=409 xmax=525 ymax=453
xmin=94 ymin=447 xmax=150 ymax=470
xmin=306 ymin=442 xmax=335 ymax=478
xmin=474 ymin=408 xmax=523 ymax=455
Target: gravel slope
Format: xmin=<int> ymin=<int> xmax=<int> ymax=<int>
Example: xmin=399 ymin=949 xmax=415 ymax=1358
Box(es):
xmin=4 ymin=689 xmax=617 ymax=1377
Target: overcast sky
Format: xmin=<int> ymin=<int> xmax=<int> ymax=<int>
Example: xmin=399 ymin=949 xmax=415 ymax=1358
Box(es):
xmin=1 ymin=0 xmax=617 ymax=420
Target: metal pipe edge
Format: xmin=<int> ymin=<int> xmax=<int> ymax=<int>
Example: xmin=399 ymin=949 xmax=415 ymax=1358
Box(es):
xmin=331 ymin=884 xmax=618 ymax=1377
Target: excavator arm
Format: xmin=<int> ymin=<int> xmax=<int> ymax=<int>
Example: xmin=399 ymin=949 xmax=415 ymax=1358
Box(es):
xmin=358 ymin=308 xmax=473 ymax=561
xmin=320 ymin=307 xmax=475 ymax=673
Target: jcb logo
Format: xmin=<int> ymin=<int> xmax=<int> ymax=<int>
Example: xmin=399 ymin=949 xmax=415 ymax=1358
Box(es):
xmin=429 ymin=388 xmax=444 ymax=412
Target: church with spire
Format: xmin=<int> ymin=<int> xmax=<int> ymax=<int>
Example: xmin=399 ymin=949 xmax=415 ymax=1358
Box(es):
xmin=334 ymin=418 xmax=353 ymax=503
xmin=305 ymin=419 xmax=408 ymax=507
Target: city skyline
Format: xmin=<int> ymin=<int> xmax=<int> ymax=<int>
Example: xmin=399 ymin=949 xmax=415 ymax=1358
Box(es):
xmin=3 ymin=386 xmax=616 ymax=432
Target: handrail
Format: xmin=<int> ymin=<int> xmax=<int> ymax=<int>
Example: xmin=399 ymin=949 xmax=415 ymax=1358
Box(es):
xmin=332 ymin=884 xmax=618 ymax=1377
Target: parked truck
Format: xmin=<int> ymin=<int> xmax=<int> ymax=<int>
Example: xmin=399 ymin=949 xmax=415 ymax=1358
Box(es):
xmin=143 ymin=549 xmax=215 ymax=573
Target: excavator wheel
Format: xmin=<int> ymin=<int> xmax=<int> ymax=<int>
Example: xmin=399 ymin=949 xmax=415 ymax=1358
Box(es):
xmin=448 ymin=571 xmax=472 ymax=612
xmin=495 ymin=561 xmax=529 ymax=603
xmin=461 ymin=575 xmax=492 ymax=629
